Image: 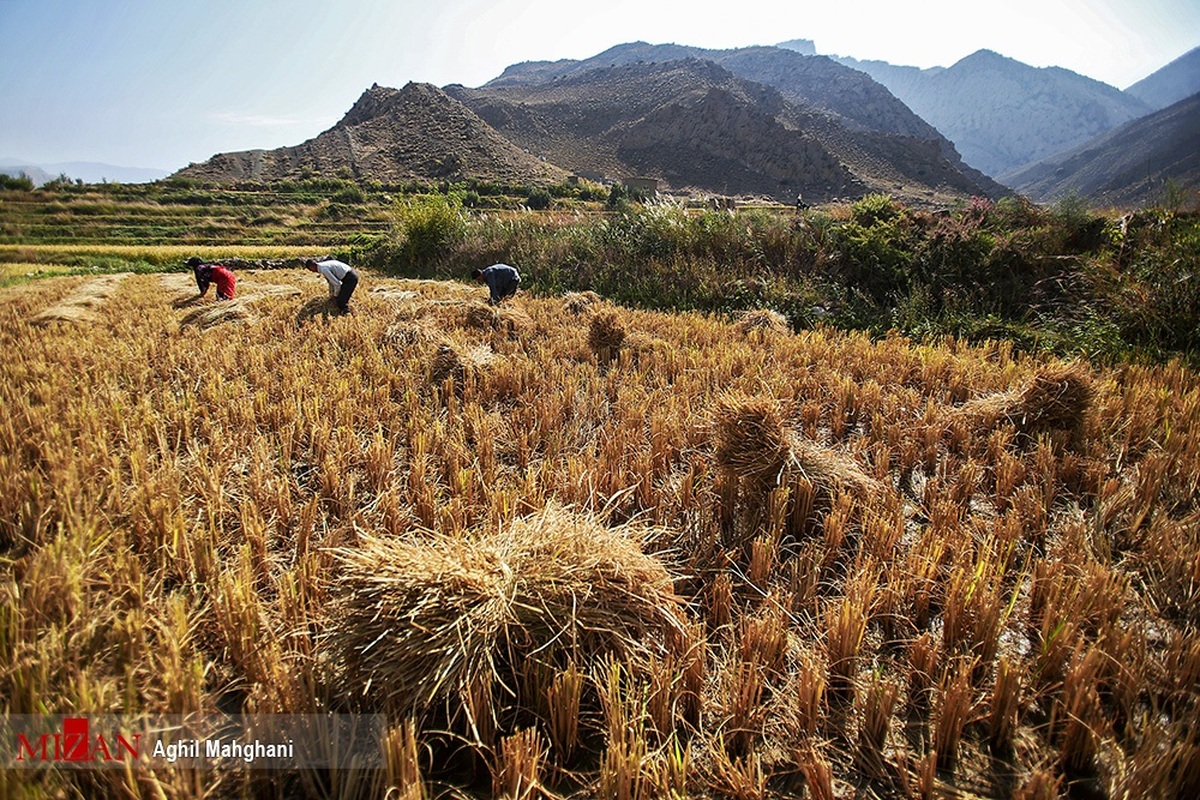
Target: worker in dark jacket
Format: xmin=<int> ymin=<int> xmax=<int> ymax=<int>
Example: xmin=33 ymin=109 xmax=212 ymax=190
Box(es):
xmin=472 ymin=263 xmax=521 ymax=305
xmin=187 ymin=256 xmax=236 ymax=300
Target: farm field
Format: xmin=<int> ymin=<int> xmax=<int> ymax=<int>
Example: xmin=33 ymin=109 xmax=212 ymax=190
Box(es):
xmin=2 ymin=266 xmax=1198 ymax=798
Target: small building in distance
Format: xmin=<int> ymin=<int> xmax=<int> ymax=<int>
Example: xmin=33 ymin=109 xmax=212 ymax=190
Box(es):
xmin=622 ymin=177 xmax=660 ymax=196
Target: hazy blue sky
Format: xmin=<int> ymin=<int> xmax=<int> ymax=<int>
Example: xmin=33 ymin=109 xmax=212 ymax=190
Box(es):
xmin=2 ymin=0 xmax=1197 ymax=171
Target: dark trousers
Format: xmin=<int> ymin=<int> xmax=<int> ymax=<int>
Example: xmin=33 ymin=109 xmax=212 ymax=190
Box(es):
xmin=336 ymin=270 xmax=358 ymax=310
xmin=490 ymin=277 xmax=519 ymax=305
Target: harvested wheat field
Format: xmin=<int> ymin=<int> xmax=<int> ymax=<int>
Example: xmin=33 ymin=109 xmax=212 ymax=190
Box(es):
xmin=2 ymin=269 xmax=1199 ymax=799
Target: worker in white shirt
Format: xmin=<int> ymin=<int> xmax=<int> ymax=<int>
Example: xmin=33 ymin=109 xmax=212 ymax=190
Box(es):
xmin=306 ymin=258 xmax=359 ymax=314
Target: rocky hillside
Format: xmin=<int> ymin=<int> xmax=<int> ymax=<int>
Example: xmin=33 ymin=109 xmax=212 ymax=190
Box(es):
xmin=476 ymin=42 xmax=1003 ymax=202
xmin=1125 ymin=46 xmax=1200 ymax=111
xmin=450 ymin=58 xmax=862 ymax=201
xmin=1001 ymin=91 xmax=1200 ymax=208
xmin=175 ymin=42 xmax=1003 ymax=204
xmin=495 ymin=42 xmax=950 ymax=145
xmin=835 ymin=49 xmax=1152 ymax=178
xmin=175 ymin=82 xmax=567 ymax=186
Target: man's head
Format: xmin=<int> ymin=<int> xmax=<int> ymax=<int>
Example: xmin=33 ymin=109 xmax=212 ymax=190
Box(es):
xmin=186 ymin=256 xmax=203 ymax=268
xmin=472 ymin=268 xmax=484 ymax=282
xmin=305 ymin=259 xmax=319 ymax=272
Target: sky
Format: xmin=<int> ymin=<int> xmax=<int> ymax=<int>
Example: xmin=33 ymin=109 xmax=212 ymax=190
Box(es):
xmin=1 ymin=0 xmax=1197 ymax=172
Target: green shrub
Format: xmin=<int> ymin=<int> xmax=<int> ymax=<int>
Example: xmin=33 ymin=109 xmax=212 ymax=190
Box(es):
xmin=605 ymin=183 xmax=629 ymax=210
xmin=1110 ymin=213 xmax=1200 ymax=356
xmin=525 ymin=187 xmax=552 ymax=210
xmin=366 ymin=194 xmax=468 ymax=275
xmin=330 ymin=184 xmax=366 ymax=205
xmin=850 ymin=193 xmax=905 ymax=227
xmin=0 ymin=173 xmax=35 ymax=191
xmin=833 ymin=214 xmax=915 ymax=303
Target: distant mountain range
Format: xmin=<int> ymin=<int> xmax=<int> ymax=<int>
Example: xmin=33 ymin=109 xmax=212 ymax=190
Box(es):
xmin=1125 ymin=46 xmax=1200 ymax=110
xmin=1000 ymin=91 xmax=1200 ymax=208
xmin=831 ymin=50 xmax=1155 ymax=178
xmin=0 ymin=159 xmax=169 ymax=185
xmin=20 ymin=38 xmax=1194 ymax=211
xmin=178 ymin=42 xmax=1003 ymax=205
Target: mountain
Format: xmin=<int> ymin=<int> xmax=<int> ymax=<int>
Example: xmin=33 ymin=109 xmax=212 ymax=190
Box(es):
xmin=449 ymin=57 xmax=862 ymax=201
xmin=175 ymin=82 xmax=567 ymax=185
xmin=1125 ymin=46 xmax=1200 ymax=111
xmin=491 ymin=42 xmax=949 ymax=142
xmin=174 ymin=44 xmax=1002 ymax=205
xmin=1000 ymin=91 xmax=1200 ymax=208
xmin=776 ymin=39 xmax=816 ymax=56
xmin=0 ymin=159 xmax=168 ymax=185
xmin=475 ymin=42 xmax=1003 ymax=201
xmin=834 ymin=49 xmax=1152 ymax=178
xmin=0 ymin=163 xmax=53 ymax=186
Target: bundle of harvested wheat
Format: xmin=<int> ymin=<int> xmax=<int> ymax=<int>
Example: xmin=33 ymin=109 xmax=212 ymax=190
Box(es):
xmin=1017 ymin=363 xmax=1093 ymax=433
xmin=495 ymin=305 xmax=534 ymax=340
xmin=713 ymin=394 xmax=883 ymax=496
xmin=948 ymin=363 xmax=1093 ymax=445
xmin=462 ymin=301 xmax=532 ymax=341
xmin=563 ymin=291 xmax=603 ymax=315
xmin=369 ymin=286 xmax=419 ymax=303
xmin=734 ymin=309 xmax=790 ymax=337
xmin=464 ymin=301 xmax=501 ymax=329
xmin=179 ymin=299 xmax=256 ymax=329
xmin=712 ymin=395 xmax=792 ymax=486
xmin=622 ymin=331 xmax=670 ymax=362
xmin=588 ymin=311 xmax=626 ymax=364
xmin=788 ymin=433 xmax=883 ymax=498
xmin=430 ymin=343 xmax=495 ymax=387
xmin=32 ymin=274 xmax=128 ymax=325
xmin=383 ymin=320 xmax=447 ymax=350
xmin=321 ymin=506 xmax=688 ymax=735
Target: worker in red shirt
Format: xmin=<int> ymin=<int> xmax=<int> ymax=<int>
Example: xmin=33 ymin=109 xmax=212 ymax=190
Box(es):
xmin=186 ymin=256 xmax=236 ymax=300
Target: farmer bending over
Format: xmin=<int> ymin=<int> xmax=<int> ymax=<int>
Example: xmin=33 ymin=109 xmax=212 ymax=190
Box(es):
xmin=187 ymin=256 xmax=236 ymax=300
xmin=473 ymin=263 xmax=520 ymax=305
xmin=306 ymin=258 xmax=359 ymax=314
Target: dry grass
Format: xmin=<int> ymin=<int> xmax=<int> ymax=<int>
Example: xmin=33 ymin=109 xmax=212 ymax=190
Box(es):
xmin=2 ymin=272 xmax=1199 ymax=798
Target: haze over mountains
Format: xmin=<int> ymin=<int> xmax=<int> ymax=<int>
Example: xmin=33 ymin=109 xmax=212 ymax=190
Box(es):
xmin=1001 ymin=91 xmax=1200 ymax=208
xmin=829 ymin=49 xmax=1155 ymax=178
xmin=0 ymin=159 xmax=169 ymax=186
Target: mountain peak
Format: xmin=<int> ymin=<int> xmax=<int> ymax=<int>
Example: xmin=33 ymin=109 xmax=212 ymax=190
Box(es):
xmin=337 ymin=82 xmax=450 ymax=129
xmin=337 ymin=84 xmax=402 ymax=128
xmin=954 ymin=49 xmax=1017 ymax=69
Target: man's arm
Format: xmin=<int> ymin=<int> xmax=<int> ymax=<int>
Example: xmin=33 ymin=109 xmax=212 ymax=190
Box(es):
xmin=318 ymin=264 xmax=341 ymax=297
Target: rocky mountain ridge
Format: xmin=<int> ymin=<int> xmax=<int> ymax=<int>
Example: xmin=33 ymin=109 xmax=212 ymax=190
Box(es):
xmin=831 ymin=49 xmax=1154 ymax=178
xmin=176 ymin=42 xmax=1002 ymax=205
xmin=176 ymin=82 xmax=566 ymax=186
xmin=1001 ymin=91 xmax=1200 ymax=208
